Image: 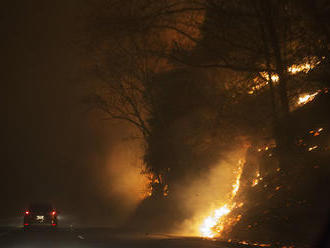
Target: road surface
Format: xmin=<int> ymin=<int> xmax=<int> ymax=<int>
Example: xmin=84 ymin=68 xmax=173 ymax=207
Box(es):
xmin=0 ymin=227 xmax=252 ymax=248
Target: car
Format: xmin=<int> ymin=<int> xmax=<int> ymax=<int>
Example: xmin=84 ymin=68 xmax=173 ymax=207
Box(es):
xmin=23 ymin=203 xmax=58 ymax=229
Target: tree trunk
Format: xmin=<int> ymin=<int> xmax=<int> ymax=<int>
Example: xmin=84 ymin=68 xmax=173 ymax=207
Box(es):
xmin=263 ymin=1 xmax=294 ymax=170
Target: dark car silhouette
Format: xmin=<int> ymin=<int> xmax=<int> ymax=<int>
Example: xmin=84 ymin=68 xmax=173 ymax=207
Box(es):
xmin=23 ymin=203 xmax=58 ymax=228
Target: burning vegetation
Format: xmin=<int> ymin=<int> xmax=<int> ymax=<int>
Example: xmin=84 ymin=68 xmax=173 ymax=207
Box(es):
xmin=199 ymin=160 xmax=244 ymax=238
xmin=85 ymin=0 xmax=330 ymax=246
xmin=195 ymin=92 xmax=330 ymax=246
xmin=249 ymin=58 xmax=321 ymax=97
xmin=297 ymin=92 xmax=320 ymax=105
xmin=195 ymin=90 xmax=328 ymax=241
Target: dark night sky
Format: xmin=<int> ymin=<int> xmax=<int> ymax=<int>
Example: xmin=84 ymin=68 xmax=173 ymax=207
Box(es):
xmin=1 ymin=0 xmax=127 ymax=223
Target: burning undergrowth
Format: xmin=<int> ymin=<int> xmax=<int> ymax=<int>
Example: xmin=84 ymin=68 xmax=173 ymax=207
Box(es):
xmin=194 ymin=93 xmax=330 ymax=247
xmin=130 ymin=92 xmax=330 ymax=248
xmin=220 ymin=145 xmax=330 ymax=247
xmin=128 ymin=144 xmax=249 ymax=234
xmin=119 ymin=66 xmax=329 ymax=245
xmin=198 ymin=159 xmax=244 ymax=238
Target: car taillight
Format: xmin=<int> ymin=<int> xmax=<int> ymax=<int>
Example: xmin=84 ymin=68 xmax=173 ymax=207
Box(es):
xmin=25 ymin=211 xmax=30 ymax=215
xmin=51 ymin=211 xmax=56 ymax=216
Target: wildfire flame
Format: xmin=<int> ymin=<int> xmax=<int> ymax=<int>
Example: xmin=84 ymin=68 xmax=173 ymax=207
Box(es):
xmin=297 ymin=92 xmax=319 ymax=105
xmin=259 ymin=72 xmax=279 ymax=82
xmin=232 ymin=167 xmax=242 ymax=196
xmin=288 ymin=58 xmax=320 ymax=74
xmin=199 ymin=161 xmax=244 ymax=238
xmin=199 ymin=205 xmax=231 ymax=238
xmin=249 ymin=58 xmax=320 ymax=95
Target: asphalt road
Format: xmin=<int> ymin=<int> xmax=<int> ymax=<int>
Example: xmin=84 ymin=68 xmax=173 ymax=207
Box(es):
xmin=0 ymin=227 xmax=251 ymax=248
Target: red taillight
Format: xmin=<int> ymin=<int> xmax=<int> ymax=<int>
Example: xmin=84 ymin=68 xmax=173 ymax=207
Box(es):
xmin=51 ymin=211 xmax=56 ymax=216
xmin=25 ymin=211 xmax=30 ymax=215
xmin=24 ymin=223 xmax=29 ymax=226
xmin=51 ymin=223 xmax=56 ymax=226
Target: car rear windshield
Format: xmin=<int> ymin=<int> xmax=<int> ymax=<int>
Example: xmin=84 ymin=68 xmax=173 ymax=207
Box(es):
xmin=29 ymin=204 xmax=53 ymax=212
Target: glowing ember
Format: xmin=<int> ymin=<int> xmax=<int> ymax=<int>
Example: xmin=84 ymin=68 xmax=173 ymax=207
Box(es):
xmin=297 ymin=92 xmax=319 ymax=105
xmin=163 ymin=184 xmax=169 ymax=197
xmin=252 ymin=179 xmax=259 ymax=187
xmin=143 ymin=172 xmax=162 ymax=198
xmin=256 ymin=243 xmax=272 ymax=247
xmin=309 ymin=128 xmax=324 ymax=136
xmin=237 ymin=241 xmax=272 ymax=247
xmin=308 ymin=145 xmax=318 ymax=151
xmin=252 ymin=170 xmax=261 ymax=187
xmin=240 ymin=241 xmax=249 ymax=245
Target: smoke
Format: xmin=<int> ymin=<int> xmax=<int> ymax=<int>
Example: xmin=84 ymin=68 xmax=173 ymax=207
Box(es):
xmin=102 ymin=139 xmax=150 ymax=224
xmin=68 ymin=114 xmax=152 ymax=227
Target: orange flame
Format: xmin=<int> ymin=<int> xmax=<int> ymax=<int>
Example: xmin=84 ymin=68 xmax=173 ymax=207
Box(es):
xmin=297 ymin=92 xmax=319 ymax=105
xmin=199 ymin=160 xmax=244 ymax=238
